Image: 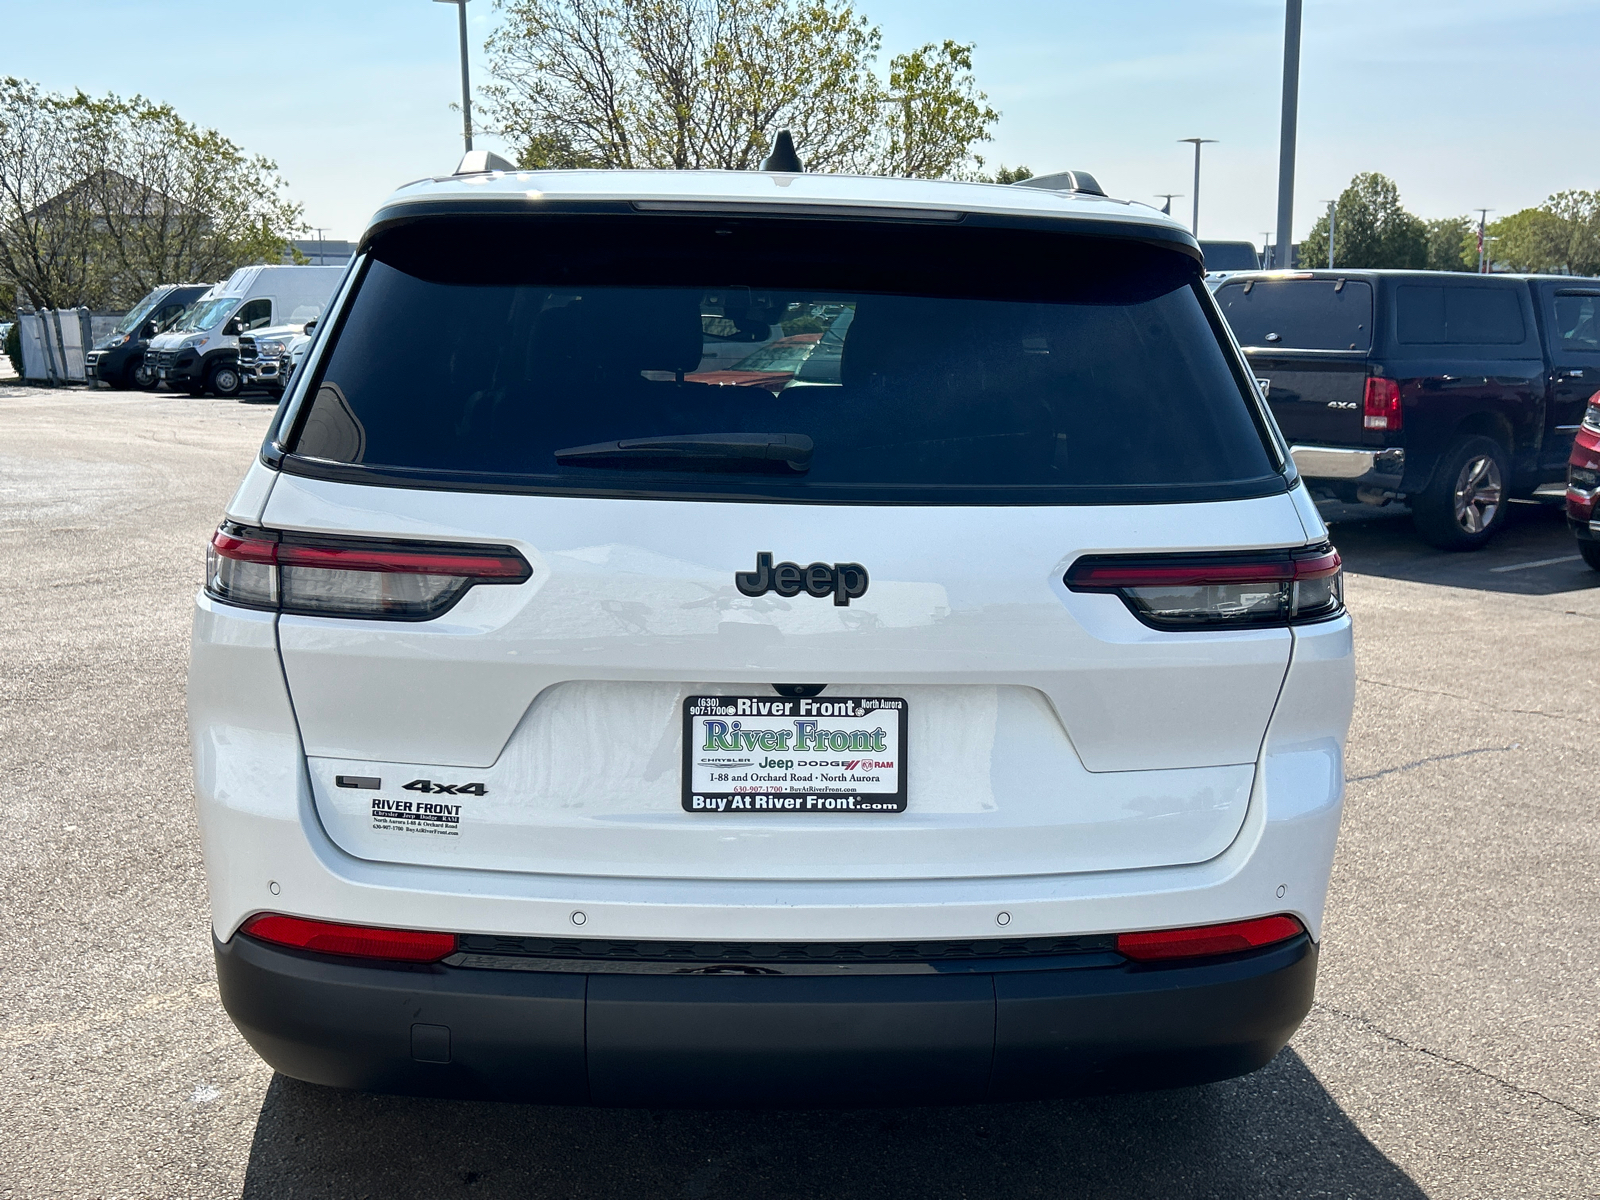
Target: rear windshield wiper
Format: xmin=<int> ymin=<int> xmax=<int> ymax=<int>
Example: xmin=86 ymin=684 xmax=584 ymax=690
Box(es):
xmin=555 ymin=433 xmax=813 ymax=473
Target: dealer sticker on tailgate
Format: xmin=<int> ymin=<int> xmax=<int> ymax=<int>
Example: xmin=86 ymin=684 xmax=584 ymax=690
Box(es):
xmin=682 ymin=695 xmax=908 ymax=813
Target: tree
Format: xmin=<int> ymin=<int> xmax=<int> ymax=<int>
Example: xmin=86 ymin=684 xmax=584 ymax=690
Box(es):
xmin=1424 ymin=215 xmax=1475 ymax=272
xmin=1488 ymin=192 xmax=1600 ymax=275
xmin=1298 ymin=172 xmax=1426 ymax=269
xmin=880 ymin=40 xmax=998 ymax=180
xmin=484 ymin=0 xmax=997 ymax=178
xmin=0 ymin=78 xmax=304 ymax=311
xmin=0 ymin=78 xmax=102 ymax=310
xmin=81 ymin=94 xmax=305 ymax=306
xmin=987 ymin=164 xmax=1032 ymax=185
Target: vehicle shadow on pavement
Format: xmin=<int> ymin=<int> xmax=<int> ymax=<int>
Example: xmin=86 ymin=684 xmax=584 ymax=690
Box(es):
xmin=239 ymin=1047 xmax=1426 ymax=1199
xmin=1326 ymin=500 xmax=1600 ymax=597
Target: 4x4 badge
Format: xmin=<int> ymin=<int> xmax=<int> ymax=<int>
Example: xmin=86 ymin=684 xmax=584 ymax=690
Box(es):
xmin=736 ymin=552 xmax=869 ymax=606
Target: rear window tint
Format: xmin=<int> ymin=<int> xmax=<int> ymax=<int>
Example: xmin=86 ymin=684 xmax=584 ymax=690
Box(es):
xmin=287 ymin=217 xmax=1279 ymax=505
xmin=1396 ymin=285 xmax=1525 ymax=345
xmin=1215 ymin=278 xmax=1372 ymax=351
xmin=1551 ymin=291 xmax=1600 ymax=355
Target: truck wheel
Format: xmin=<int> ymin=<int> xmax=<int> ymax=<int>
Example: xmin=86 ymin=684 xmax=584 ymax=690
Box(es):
xmin=1579 ymin=540 xmax=1600 ymax=572
xmin=207 ymin=363 xmax=242 ymax=398
xmin=1411 ymin=436 xmax=1510 ymax=550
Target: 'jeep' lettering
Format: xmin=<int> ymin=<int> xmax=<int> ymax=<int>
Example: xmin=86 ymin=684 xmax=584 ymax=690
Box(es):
xmin=735 ymin=552 xmax=869 ymax=606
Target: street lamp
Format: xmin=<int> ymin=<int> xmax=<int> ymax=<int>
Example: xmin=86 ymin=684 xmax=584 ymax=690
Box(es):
xmin=433 ymin=0 xmax=473 ymax=152
xmin=1177 ymin=138 xmax=1217 ymax=237
xmin=1274 ymin=0 xmax=1303 ymax=269
xmin=1154 ymin=193 xmax=1183 ymax=217
xmin=1321 ymin=201 xmax=1336 ymax=268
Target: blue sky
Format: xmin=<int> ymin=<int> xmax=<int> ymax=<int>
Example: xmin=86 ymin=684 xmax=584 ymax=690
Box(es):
xmin=6 ymin=0 xmax=1598 ymax=250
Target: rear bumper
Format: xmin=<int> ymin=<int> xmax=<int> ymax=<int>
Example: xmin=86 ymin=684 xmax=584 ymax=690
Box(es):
xmin=1290 ymin=444 xmax=1405 ymax=490
xmin=215 ymin=931 xmax=1318 ymax=1106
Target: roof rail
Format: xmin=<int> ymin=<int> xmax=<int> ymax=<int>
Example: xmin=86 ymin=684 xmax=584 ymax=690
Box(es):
xmin=1011 ymin=170 xmax=1106 ymax=197
xmin=454 ymin=149 xmax=518 ymax=175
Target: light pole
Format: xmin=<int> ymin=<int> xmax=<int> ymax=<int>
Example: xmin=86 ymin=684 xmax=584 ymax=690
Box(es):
xmin=1322 ymin=201 xmax=1336 ymax=268
xmin=1475 ymin=208 xmax=1493 ymax=273
xmin=1178 ymin=139 xmax=1217 ymax=237
xmin=311 ymin=226 xmax=329 ymax=266
xmin=1261 ymin=231 xmax=1274 ymax=268
xmin=433 ymin=0 xmax=473 ymax=152
xmin=1155 ymin=193 xmax=1182 ymax=217
xmin=1274 ymin=0 xmax=1303 ymax=269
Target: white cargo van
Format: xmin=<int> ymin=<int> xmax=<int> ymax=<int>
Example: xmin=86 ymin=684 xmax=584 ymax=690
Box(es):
xmin=146 ymin=265 xmax=345 ymax=397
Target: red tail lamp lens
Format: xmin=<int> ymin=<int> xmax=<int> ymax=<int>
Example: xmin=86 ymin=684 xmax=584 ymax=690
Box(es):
xmin=1363 ymin=376 xmax=1402 ymax=431
xmin=206 ymin=523 xmax=531 ymax=620
xmin=1066 ymin=546 xmax=1343 ymax=629
xmin=1116 ymin=914 xmax=1305 ymax=962
xmin=240 ymin=913 xmax=457 ymax=963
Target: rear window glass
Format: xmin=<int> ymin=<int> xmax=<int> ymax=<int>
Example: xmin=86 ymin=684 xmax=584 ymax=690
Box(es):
xmin=1396 ymin=285 xmax=1525 ymax=345
xmin=286 ymin=217 xmax=1279 ymax=504
xmin=1200 ymin=241 xmax=1260 ymax=271
xmin=1215 ymin=278 xmax=1372 ymax=351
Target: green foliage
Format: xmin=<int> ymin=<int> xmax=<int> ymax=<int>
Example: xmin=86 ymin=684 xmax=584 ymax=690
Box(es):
xmin=1424 ymin=216 xmax=1476 ymax=272
xmin=485 ymin=0 xmax=997 ymax=178
xmin=0 ymin=77 xmax=305 ymax=311
xmin=1298 ymin=172 xmax=1426 ymax=269
xmin=1487 ymin=193 xmax=1600 ymax=275
xmin=4 ymin=319 xmax=21 ymax=377
xmin=881 ymin=40 xmax=998 ymax=179
xmin=986 ymin=164 xmax=1032 ymax=185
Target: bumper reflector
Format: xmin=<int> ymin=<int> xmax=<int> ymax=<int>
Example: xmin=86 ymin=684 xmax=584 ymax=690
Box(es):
xmin=1116 ymin=914 xmax=1305 ymax=962
xmin=240 ymin=913 xmax=457 ymax=963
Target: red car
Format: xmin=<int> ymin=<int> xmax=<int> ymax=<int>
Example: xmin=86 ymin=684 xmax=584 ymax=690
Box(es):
xmin=1568 ymin=391 xmax=1600 ymax=570
xmin=686 ymin=333 xmax=821 ymax=393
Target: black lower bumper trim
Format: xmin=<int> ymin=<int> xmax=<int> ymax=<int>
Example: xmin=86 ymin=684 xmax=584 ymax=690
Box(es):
xmin=214 ymin=932 xmax=1318 ymax=1107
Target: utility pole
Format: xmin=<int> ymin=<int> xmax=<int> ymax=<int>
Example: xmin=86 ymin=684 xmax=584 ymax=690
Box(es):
xmin=1177 ymin=139 xmax=1218 ymax=237
xmin=1323 ymin=201 xmax=1336 ymax=269
xmin=433 ymin=0 xmax=473 ymax=152
xmin=1475 ymin=208 xmax=1493 ymax=273
xmin=1275 ymin=0 xmax=1303 ymax=269
xmin=1155 ymin=193 xmax=1182 ymax=217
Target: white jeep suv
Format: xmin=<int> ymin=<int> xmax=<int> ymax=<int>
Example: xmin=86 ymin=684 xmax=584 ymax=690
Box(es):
xmin=188 ymin=160 xmax=1353 ymax=1106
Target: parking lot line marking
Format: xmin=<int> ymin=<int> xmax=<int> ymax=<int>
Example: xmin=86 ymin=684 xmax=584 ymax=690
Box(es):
xmin=1489 ymin=555 xmax=1582 ymax=573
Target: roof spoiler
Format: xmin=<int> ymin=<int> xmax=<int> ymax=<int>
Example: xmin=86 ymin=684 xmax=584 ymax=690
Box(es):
xmin=454 ymin=149 xmax=518 ymax=175
xmin=1011 ymin=170 xmax=1106 ymax=197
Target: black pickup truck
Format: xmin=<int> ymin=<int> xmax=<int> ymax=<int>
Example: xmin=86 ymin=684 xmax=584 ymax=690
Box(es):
xmin=1214 ymin=270 xmax=1599 ymax=548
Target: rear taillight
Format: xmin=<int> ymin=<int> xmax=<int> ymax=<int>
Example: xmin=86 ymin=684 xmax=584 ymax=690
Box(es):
xmin=1363 ymin=376 xmax=1402 ymax=430
xmin=240 ymin=913 xmax=457 ymax=963
xmin=1116 ymin=914 xmax=1305 ymax=962
xmin=1066 ymin=545 xmax=1343 ymax=630
xmin=206 ymin=522 xmax=532 ymax=620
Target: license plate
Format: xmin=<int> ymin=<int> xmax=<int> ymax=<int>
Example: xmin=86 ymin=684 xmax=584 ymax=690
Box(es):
xmin=682 ymin=694 xmax=908 ymax=814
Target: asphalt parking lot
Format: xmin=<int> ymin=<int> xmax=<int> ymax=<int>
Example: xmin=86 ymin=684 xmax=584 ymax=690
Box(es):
xmin=2 ymin=383 xmax=1597 ymax=1199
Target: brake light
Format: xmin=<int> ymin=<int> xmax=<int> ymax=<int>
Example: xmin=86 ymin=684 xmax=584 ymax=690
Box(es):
xmin=206 ymin=523 xmax=532 ymax=619
xmin=1116 ymin=914 xmax=1304 ymax=962
xmin=240 ymin=913 xmax=457 ymax=963
xmin=1065 ymin=545 xmax=1343 ymax=629
xmin=1363 ymin=376 xmax=1402 ymax=430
